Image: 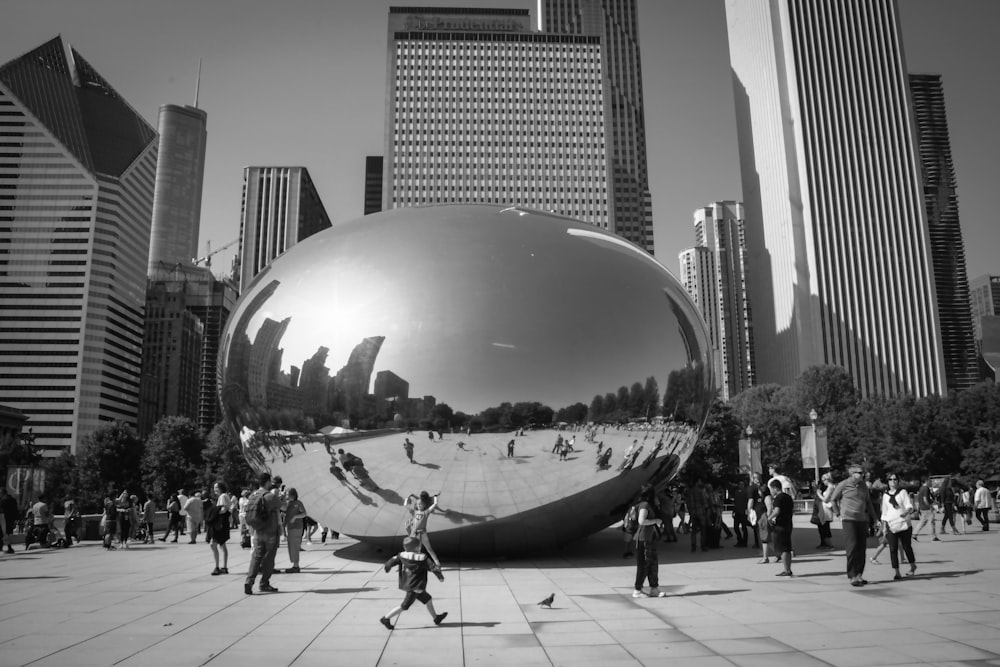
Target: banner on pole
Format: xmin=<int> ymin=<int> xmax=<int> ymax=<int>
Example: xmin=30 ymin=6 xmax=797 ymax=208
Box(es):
xmin=738 ymin=438 xmax=750 ymax=474
xmin=800 ymin=425 xmax=830 ymax=469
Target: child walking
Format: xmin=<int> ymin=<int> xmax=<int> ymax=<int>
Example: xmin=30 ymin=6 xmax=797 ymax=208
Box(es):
xmin=380 ymin=536 xmax=447 ymax=630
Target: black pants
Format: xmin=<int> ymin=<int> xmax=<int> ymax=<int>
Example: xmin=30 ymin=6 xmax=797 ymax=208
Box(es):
xmin=975 ymin=508 xmax=990 ymax=530
xmin=733 ymin=513 xmax=749 ymax=545
xmin=634 ymin=539 xmax=659 ymax=590
xmin=885 ymin=527 xmax=915 ymax=568
xmin=843 ymin=519 xmax=869 ymax=579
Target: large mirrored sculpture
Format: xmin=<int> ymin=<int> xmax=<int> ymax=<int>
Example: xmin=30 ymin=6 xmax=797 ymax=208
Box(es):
xmin=219 ymin=205 xmax=714 ymax=557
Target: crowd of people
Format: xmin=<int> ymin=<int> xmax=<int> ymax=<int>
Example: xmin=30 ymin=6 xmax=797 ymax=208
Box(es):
xmin=621 ymin=465 xmax=998 ymax=595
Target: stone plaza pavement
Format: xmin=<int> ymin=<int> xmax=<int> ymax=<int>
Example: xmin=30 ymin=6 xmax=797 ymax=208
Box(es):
xmin=2 ymin=515 xmax=999 ymax=667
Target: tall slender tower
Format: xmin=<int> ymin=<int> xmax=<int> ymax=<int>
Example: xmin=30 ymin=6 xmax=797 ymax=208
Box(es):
xmin=908 ymin=74 xmax=977 ymax=393
xmin=147 ymin=101 xmax=207 ymax=274
xmin=237 ymin=166 xmax=332 ymax=292
xmin=725 ymin=0 xmax=946 ymax=398
xmin=384 ymin=7 xmax=613 ymax=232
xmin=0 ymin=37 xmax=158 ymax=453
xmin=679 ymin=202 xmax=754 ymax=401
xmin=539 ymin=0 xmax=654 ymax=253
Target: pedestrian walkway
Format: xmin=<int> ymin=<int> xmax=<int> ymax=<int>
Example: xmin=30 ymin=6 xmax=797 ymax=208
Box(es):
xmin=1 ymin=516 xmax=998 ymax=666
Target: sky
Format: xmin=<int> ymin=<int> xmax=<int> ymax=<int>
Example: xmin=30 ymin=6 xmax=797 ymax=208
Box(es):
xmin=4 ymin=0 xmax=998 ymax=281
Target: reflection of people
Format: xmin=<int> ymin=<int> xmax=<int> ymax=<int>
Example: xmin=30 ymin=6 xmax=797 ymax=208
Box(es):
xmin=405 ymin=491 xmax=441 ymax=566
xmin=596 ymin=448 xmax=612 ymax=469
xmin=403 ymin=438 xmax=415 ymax=463
xmin=507 ymin=439 xmax=515 ymax=457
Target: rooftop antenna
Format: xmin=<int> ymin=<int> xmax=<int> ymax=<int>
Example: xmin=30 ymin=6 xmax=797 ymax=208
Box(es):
xmin=194 ymin=58 xmax=202 ymax=108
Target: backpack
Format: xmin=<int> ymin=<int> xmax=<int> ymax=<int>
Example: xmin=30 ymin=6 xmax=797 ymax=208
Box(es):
xmin=623 ymin=503 xmax=640 ymax=534
xmin=244 ymin=490 xmax=270 ymax=531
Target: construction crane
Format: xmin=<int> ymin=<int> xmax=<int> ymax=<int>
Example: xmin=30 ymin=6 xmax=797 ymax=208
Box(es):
xmin=192 ymin=239 xmax=237 ymax=267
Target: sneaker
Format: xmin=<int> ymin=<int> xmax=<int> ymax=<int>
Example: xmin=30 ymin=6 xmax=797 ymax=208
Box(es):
xmin=259 ymin=584 xmax=279 ymax=593
xmin=907 ymin=565 xmax=917 ymax=577
xmin=244 ymin=584 xmax=253 ymax=595
xmin=380 ymin=617 xmax=393 ymax=630
xmin=284 ymin=566 xmax=300 ymax=573
xmin=775 ymin=571 xmax=793 ymax=577
xmin=870 ymin=557 xmax=880 ymax=565
xmin=632 ymin=589 xmax=646 ymax=598
xmin=221 ymin=568 xmax=229 ymax=574
xmin=648 ymin=587 xmax=666 ymax=597
xmin=211 ymin=568 xmax=222 ymax=576
xmin=893 ymin=573 xmax=903 ymax=580
xmin=433 ymin=612 xmax=448 ymax=625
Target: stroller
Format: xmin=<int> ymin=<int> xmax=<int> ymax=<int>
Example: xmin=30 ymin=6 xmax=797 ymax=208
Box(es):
xmin=24 ymin=523 xmax=68 ymax=550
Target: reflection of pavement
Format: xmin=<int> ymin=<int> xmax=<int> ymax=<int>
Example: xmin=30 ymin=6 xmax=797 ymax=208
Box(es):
xmin=3 ymin=516 xmax=999 ymax=665
xmin=272 ymin=427 xmax=692 ymax=556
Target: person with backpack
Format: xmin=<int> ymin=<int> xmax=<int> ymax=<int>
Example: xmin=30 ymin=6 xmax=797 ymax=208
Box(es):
xmin=244 ymin=472 xmax=282 ymax=595
xmin=630 ymin=485 xmax=666 ymax=598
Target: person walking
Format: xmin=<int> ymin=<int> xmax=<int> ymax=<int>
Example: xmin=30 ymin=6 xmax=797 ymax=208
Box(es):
xmin=768 ymin=480 xmax=794 ymax=576
xmin=974 ymin=480 xmax=992 ymax=531
xmin=684 ymin=479 xmax=709 ymax=553
xmin=0 ymin=487 xmax=18 ymax=553
xmin=632 ymin=486 xmax=666 ymax=598
xmin=115 ymin=490 xmax=132 ymax=549
xmin=63 ymin=499 xmax=81 ymax=546
xmin=183 ymin=492 xmax=204 ymax=543
xmin=815 ymin=473 xmax=836 ymax=549
xmin=831 ymin=463 xmax=878 ymax=587
xmin=140 ymin=496 xmax=156 ymax=544
xmin=403 ymin=438 xmax=415 ymax=463
xmin=939 ymin=477 xmax=961 ymax=535
xmin=159 ymin=493 xmax=182 ymax=542
xmin=282 ymin=488 xmax=308 ymax=573
xmin=208 ymin=481 xmax=232 ymax=575
xmin=244 ymin=473 xmax=281 ymax=595
xmin=732 ymin=479 xmax=749 ymax=547
xmin=379 ymin=536 xmax=447 ymax=630
xmin=911 ymin=476 xmax=939 ymax=541
xmin=880 ymin=473 xmax=917 ymax=580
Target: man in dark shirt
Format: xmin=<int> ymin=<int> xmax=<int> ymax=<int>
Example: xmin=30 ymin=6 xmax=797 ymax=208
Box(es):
xmin=0 ymin=488 xmax=18 ymax=554
xmin=733 ymin=479 xmax=750 ymax=547
xmin=768 ymin=480 xmax=795 ymax=576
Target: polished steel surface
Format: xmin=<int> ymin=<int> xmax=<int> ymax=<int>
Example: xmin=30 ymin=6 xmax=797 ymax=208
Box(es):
xmin=219 ymin=205 xmax=714 ymax=557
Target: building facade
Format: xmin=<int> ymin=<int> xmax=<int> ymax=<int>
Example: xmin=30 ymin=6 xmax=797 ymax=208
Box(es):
xmin=384 ymin=7 xmax=614 ymax=233
xmin=725 ymin=0 xmax=945 ymax=397
xmin=970 ymin=274 xmax=1000 ymax=381
xmin=138 ymin=264 xmax=238 ymax=436
xmin=364 ymin=155 xmax=383 ymax=215
xmin=679 ymin=201 xmax=754 ymax=401
xmin=147 ymin=103 xmax=207 ymax=274
xmin=539 ymin=0 xmax=654 ymax=253
xmin=237 ymin=166 xmax=332 ymax=292
xmin=909 ymin=74 xmax=977 ymax=393
xmin=0 ymin=37 xmax=157 ymax=454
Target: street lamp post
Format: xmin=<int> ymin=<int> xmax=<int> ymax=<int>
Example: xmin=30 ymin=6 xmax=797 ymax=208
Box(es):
xmin=809 ymin=409 xmax=819 ymax=485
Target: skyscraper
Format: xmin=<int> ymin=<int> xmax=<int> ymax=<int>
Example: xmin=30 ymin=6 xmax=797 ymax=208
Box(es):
xmin=0 ymin=37 xmax=158 ymax=453
xmin=237 ymin=166 xmax=332 ymax=292
xmin=679 ymin=201 xmax=754 ymax=401
xmin=970 ymin=275 xmax=1000 ymax=382
xmin=384 ymin=7 xmax=613 ymax=233
xmin=138 ymin=264 xmax=237 ymax=436
xmin=363 ymin=155 xmax=383 ymax=215
xmin=147 ymin=103 xmax=207 ymax=274
xmin=725 ymin=0 xmax=946 ymax=398
xmin=539 ymin=0 xmax=654 ymax=253
xmin=909 ymin=73 xmax=977 ymax=393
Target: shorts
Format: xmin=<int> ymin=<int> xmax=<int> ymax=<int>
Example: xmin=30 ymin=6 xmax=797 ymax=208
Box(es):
xmin=770 ymin=524 xmax=792 ymax=554
xmin=400 ymin=590 xmax=431 ymax=610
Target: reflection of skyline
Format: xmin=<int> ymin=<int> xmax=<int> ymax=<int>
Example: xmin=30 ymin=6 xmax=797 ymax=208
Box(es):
xmin=221 ymin=206 xmax=712 ymax=416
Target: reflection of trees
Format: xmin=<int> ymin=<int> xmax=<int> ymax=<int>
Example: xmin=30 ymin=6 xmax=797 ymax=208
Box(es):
xmin=587 ymin=376 xmax=661 ymax=423
xmin=662 ymin=363 xmax=712 ymax=425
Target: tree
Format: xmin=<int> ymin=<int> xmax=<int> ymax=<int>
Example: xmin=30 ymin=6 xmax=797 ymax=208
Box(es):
xmin=75 ymin=421 xmax=144 ymax=512
xmin=628 ymin=381 xmax=645 ymax=418
xmin=202 ymin=424 xmax=256 ymax=494
xmin=730 ymin=384 xmax=801 ymax=482
xmin=141 ymin=416 xmax=206 ymax=503
xmin=679 ymin=400 xmax=741 ymax=486
xmin=643 ymin=376 xmax=660 ymax=420
xmin=792 ymin=364 xmax=858 ymax=418
xmin=589 ymin=395 xmax=605 ymax=422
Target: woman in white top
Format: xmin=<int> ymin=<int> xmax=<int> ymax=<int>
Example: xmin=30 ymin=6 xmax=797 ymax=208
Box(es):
xmin=880 ymin=474 xmax=917 ymax=580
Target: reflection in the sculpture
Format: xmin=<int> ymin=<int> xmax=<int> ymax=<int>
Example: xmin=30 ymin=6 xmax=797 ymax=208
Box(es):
xmin=219 ymin=204 xmax=714 ymax=557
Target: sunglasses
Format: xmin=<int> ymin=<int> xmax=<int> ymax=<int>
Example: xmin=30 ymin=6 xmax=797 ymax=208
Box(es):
xmin=888 ymin=477 xmax=898 ymax=481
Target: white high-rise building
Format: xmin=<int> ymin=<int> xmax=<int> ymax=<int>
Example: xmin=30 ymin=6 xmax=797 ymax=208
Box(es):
xmin=679 ymin=202 xmax=754 ymax=401
xmin=384 ymin=6 xmax=613 ymax=232
xmin=725 ymin=0 xmax=945 ymax=397
xmin=0 ymin=37 xmax=158 ymax=453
